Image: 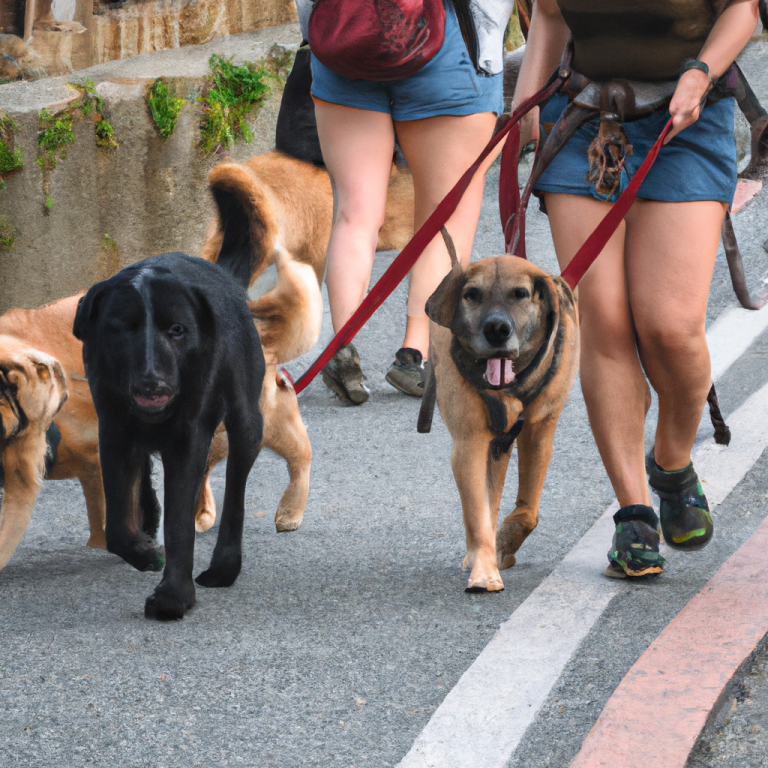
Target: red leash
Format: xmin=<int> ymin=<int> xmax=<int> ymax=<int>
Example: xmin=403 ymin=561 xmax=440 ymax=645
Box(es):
xmin=561 ymin=117 xmax=674 ymax=288
xmin=293 ymin=93 xmax=673 ymax=393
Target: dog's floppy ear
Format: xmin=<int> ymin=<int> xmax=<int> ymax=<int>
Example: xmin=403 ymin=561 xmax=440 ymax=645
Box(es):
xmin=533 ymin=273 xmax=560 ymax=319
xmin=73 ymin=284 xmax=108 ymax=341
xmin=425 ymin=227 xmax=465 ymax=329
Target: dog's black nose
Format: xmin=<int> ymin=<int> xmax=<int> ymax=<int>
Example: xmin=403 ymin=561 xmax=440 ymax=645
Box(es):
xmin=135 ymin=379 xmax=173 ymax=398
xmin=483 ymin=315 xmax=513 ymax=346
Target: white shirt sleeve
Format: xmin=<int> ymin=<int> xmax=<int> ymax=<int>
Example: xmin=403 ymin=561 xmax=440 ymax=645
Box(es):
xmin=471 ymin=0 xmax=517 ymax=75
xmin=295 ymin=0 xmax=315 ymax=40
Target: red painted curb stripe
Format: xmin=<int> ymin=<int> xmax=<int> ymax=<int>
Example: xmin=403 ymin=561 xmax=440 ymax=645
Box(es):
xmin=570 ymin=514 xmax=768 ymax=768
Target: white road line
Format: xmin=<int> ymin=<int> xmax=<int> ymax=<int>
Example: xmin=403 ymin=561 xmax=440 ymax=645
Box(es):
xmin=397 ymin=314 xmax=768 ymax=768
xmin=708 ymin=302 xmax=768 ymax=382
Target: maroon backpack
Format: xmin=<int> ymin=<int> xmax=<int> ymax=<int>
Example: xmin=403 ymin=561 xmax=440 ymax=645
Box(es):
xmin=308 ymin=0 xmax=446 ymax=81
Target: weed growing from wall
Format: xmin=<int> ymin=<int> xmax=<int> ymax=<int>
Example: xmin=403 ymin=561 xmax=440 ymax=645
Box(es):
xmin=0 ymin=110 xmax=24 ymax=189
xmin=198 ymin=54 xmax=271 ymax=154
xmin=147 ymin=79 xmax=186 ymax=140
xmin=36 ymin=108 xmax=75 ymax=215
xmin=69 ymin=78 xmax=118 ymax=149
xmin=0 ymin=215 xmax=16 ymax=252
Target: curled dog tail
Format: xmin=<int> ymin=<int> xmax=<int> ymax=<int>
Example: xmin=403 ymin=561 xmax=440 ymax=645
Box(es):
xmin=201 ymin=162 xmax=280 ymax=290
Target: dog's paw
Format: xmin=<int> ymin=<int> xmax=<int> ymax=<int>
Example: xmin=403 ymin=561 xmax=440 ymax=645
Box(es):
xmin=274 ymin=510 xmax=303 ymax=532
xmin=195 ymin=484 xmax=217 ymax=532
xmin=466 ymin=573 xmax=505 ymax=593
xmin=195 ymin=552 xmax=242 ymax=588
xmin=144 ymin=585 xmax=195 ymax=621
xmin=86 ymin=532 xmax=107 ymax=549
xmin=496 ymin=519 xmax=531 ymax=568
xmin=466 ymin=560 xmax=505 ymax=592
xmin=195 ymin=507 xmax=216 ymax=533
xmin=109 ymin=537 xmax=165 ymax=572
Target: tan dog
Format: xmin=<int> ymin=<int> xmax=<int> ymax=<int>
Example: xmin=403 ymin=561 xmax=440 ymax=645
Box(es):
xmin=0 ymin=150 xmax=414 ymax=561
xmin=196 ymin=150 xmax=414 ymax=533
xmin=420 ymin=235 xmax=579 ymax=591
xmin=0 ymin=335 xmax=68 ymax=569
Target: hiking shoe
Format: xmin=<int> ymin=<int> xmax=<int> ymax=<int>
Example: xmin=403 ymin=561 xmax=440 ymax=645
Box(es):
xmin=606 ymin=504 xmax=665 ymax=579
xmin=321 ymin=343 xmax=370 ymax=405
xmin=385 ymin=348 xmax=425 ymax=397
xmin=648 ymin=458 xmax=713 ymax=551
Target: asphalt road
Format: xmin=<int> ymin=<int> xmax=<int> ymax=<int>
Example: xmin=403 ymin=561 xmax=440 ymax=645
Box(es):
xmin=2 ymin=35 xmax=768 ymax=768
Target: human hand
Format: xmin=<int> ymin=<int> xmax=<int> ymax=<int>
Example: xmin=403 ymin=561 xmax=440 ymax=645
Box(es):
xmin=665 ymin=69 xmax=712 ymax=144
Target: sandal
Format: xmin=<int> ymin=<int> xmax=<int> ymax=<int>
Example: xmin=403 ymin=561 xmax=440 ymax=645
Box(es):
xmin=321 ymin=343 xmax=370 ymax=405
xmin=648 ymin=458 xmax=713 ymax=551
xmin=385 ymin=347 xmax=425 ymax=397
xmin=605 ymin=504 xmax=665 ymax=579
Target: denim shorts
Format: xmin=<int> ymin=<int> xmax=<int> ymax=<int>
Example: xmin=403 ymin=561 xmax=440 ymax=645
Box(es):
xmin=534 ymin=92 xmax=738 ymax=205
xmin=309 ymin=3 xmax=504 ymax=121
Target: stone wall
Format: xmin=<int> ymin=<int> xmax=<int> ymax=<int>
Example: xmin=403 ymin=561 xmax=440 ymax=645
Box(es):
xmin=0 ymin=0 xmax=296 ymax=78
xmin=0 ymin=23 xmax=301 ymax=313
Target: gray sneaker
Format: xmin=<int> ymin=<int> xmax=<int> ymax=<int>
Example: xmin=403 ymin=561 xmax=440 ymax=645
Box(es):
xmin=321 ymin=343 xmax=370 ymax=405
xmin=385 ymin=348 xmax=425 ymax=398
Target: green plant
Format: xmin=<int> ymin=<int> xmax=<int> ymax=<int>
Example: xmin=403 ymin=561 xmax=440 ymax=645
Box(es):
xmin=36 ymin=108 xmax=75 ymax=215
xmin=198 ymin=54 xmax=271 ymax=154
xmin=0 ymin=110 xmax=24 ymax=182
xmin=102 ymin=233 xmax=118 ymax=250
xmin=37 ymin=108 xmax=75 ymax=169
xmin=0 ymin=215 xmax=16 ymax=252
xmin=147 ymin=78 xmax=186 ymax=140
xmin=95 ymin=118 xmax=116 ymax=148
xmin=69 ymin=78 xmax=118 ymax=149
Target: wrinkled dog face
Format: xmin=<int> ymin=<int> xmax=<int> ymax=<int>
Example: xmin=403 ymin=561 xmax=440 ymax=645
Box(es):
xmin=75 ymin=268 xmax=211 ymax=423
xmin=427 ymin=257 xmax=552 ymax=388
xmin=0 ymin=336 xmax=67 ymax=441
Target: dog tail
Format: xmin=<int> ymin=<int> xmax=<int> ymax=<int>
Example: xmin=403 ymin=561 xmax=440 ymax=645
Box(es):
xmin=202 ymin=162 xmax=280 ymax=290
xmin=201 ymin=159 xmax=324 ymax=366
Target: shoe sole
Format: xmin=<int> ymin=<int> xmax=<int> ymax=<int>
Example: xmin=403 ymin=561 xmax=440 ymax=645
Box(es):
xmin=321 ymin=370 xmax=369 ymax=405
xmin=605 ymin=563 xmax=664 ymax=579
xmin=385 ymin=370 xmax=423 ymax=398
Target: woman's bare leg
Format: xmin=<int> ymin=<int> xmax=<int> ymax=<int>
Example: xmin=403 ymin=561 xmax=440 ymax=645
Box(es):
xmin=395 ymin=112 xmax=498 ymax=356
xmin=314 ymin=99 xmax=395 ymax=334
xmin=545 ymin=193 xmax=652 ymax=507
xmin=625 ymin=200 xmax=725 ymax=470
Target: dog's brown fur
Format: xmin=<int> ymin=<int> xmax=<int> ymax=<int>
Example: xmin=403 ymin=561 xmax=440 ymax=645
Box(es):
xmin=0 ymin=150 xmax=413 ymax=556
xmin=0 ymin=334 xmax=68 ymax=569
xmin=425 ymin=254 xmax=579 ymax=591
xmin=197 ymin=150 xmax=414 ymax=533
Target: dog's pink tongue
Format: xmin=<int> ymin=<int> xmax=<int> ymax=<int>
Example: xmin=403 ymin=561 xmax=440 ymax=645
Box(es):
xmin=486 ymin=359 xmax=501 ymax=387
xmin=485 ymin=359 xmax=515 ymax=386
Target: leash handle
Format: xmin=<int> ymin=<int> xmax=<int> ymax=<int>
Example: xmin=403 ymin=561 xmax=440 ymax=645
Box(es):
xmin=560 ymin=117 xmax=674 ymax=289
xmin=293 ymin=75 xmax=564 ymax=395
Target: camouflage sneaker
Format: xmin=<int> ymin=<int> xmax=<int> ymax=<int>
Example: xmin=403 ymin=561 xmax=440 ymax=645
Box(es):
xmin=321 ymin=343 xmax=370 ymax=405
xmin=385 ymin=347 xmax=425 ymax=397
xmin=606 ymin=504 xmax=665 ymax=579
xmin=648 ymin=458 xmax=713 ymax=551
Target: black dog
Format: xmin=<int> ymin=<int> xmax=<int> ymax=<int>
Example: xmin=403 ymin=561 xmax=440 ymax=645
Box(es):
xmin=74 ymin=253 xmax=264 ymax=620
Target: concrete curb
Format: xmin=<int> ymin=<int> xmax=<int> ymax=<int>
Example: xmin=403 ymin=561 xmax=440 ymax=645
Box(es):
xmin=569 ymin=515 xmax=768 ymax=768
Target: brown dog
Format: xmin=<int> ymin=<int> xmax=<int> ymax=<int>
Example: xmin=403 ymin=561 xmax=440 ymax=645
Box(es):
xmin=420 ymin=234 xmax=579 ymax=591
xmin=196 ymin=150 xmax=414 ymax=533
xmin=0 ymin=335 xmax=68 ymax=569
xmin=0 ymin=150 xmax=414 ymax=562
